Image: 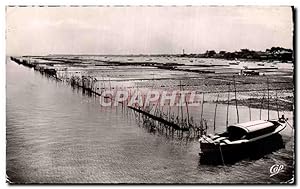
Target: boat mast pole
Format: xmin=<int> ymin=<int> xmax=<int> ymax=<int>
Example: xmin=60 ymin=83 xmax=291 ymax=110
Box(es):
xmin=226 ymin=83 xmax=230 ymax=129
xmin=233 ymin=76 xmax=239 ymax=123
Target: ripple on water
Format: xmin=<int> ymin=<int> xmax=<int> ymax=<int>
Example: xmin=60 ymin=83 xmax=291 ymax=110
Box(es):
xmin=6 ymin=60 xmax=294 ymax=183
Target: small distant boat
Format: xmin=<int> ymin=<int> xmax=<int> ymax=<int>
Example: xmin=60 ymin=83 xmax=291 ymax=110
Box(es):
xmin=257 ymin=63 xmax=265 ymax=66
xmin=199 ymin=116 xmax=287 ymax=155
xmin=229 ymin=61 xmax=240 ymax=65
xmin=157 ymin=63 xmax=177 ymax=70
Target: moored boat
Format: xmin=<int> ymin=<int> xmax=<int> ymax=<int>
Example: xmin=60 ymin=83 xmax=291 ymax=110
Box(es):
xmin=199 ymin=116 xmax=287 ymax=156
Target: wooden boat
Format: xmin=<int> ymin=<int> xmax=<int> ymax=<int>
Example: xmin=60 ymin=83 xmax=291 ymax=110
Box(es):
xmin=199 ymin=116 xmax=287 ymax=155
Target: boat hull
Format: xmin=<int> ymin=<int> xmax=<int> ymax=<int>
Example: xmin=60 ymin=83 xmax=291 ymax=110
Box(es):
xmin=199 ymin=133 xmax=284 ymax=164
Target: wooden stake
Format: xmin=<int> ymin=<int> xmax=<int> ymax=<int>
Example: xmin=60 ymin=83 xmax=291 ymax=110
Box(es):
xmin=233 ymin=76 xmax=239 ymax=123
xmin=260 ymin=91 xmax=265 ymax=120
xmin=276 ymin=89 xmax=279 ymax=119
xmin=267 ymin=78 xmax=270 ymax=120
xmin=249 ymin=97 xmax=251 ymax=121
xmin=213 ymin=93 xmax=219 ymax=133
xmin=182 ymin=83 xmax=190 ymax=128
xmin=180 ymin=81 xmax=184 ymax=126
xmin=200 ymin=92 xmax=205 ymax=125
xmin=226 ymin=83 xmax=230 ymax=129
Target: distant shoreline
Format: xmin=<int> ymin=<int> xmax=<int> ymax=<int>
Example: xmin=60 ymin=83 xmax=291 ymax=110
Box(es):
xmin=11 ymin=46 xmax=294 ymax=64
xmin=17 ymin=55 xmax=293 ymax=64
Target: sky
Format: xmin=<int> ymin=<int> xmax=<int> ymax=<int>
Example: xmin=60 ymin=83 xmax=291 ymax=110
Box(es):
xmin=6 ymin=6 xmax=293 ymax=55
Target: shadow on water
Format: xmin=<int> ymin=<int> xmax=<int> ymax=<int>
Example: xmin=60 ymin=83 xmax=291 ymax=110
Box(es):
xmin=199 ymin=133 xmax=285 ymax=165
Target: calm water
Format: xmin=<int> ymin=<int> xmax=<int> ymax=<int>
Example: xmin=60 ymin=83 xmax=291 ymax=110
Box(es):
xmin=6 ymin=59 xmax=294 ymax=184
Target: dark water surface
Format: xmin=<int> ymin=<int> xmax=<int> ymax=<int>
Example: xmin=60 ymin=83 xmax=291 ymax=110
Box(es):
xmin=6 ymin=60 xmax=294 ymax=183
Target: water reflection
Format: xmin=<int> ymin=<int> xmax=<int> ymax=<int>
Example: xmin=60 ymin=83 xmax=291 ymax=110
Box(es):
xmin=6 ymin=59 xmax=294 ymax=183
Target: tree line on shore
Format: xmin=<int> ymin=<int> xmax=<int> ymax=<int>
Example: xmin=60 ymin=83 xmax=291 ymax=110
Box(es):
xmin=180 ymin=47 xmax=293 ymax=62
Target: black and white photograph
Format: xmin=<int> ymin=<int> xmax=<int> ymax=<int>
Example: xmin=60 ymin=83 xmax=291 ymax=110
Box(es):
xmin=5 ymin=5 xmax=295 ymax=184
